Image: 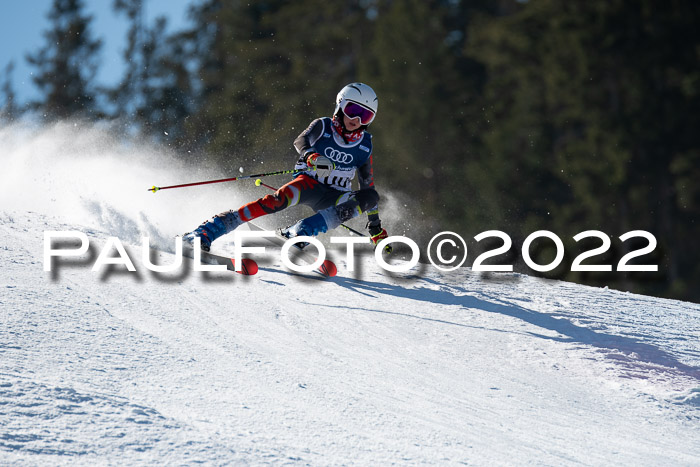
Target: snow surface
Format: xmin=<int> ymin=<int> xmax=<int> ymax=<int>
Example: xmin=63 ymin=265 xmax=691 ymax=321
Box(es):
xmin=1 ymin=122 xmax=699 ymax=465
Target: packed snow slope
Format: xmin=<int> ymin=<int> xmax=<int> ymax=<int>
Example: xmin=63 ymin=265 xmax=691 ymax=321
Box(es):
xmin=1 ymin=122 xmax=699 ymax=465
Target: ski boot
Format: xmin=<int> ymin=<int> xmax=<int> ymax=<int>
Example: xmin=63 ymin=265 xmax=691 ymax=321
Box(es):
xmin=279 ymin=205 xmax=343 ymax=249
xmin=183 ymin=210 xmax=243 ymax=252
xmin=183 ymin=226 xmax=213 ymax=252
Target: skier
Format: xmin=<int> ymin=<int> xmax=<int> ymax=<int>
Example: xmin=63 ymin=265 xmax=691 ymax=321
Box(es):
xmin=183 ymin=82 xmax=389 ymax=252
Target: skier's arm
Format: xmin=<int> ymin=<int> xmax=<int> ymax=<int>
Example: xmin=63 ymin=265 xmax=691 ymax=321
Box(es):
xmin=294 ymin=119 xmax=325 ymax=162
xmin=358 ymin=154 xmax=375 ymax=190
xmin=293 ymin=119 xmax=335 ymax=176
xmin=358 ymin=155 xmax=379 ymax=219
xmin=358 ymin=155 xmax=387 ymax=244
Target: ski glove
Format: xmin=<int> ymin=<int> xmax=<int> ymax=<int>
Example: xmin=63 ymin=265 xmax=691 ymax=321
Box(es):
xmin=305 ymin=152 xmax=335 ymax=179
xmin=368 ymin=219 xmax=392 ymax=253
xmin=368 ymin=221 xmax=388 ymax=246
xmin=370 ymin=228 xmax=389 ymax=245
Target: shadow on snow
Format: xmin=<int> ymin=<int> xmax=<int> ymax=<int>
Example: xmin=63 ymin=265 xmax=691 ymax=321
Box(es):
xmin=330 ymin=275 xmax=700 ymax=382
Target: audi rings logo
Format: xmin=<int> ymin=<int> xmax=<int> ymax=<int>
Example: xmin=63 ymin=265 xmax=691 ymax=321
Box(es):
xmin=324 ymin=147 xmax=354 ymax=164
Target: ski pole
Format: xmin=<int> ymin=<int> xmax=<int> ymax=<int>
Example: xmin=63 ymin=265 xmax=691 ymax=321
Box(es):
xmin=148 ymin=168 xmax=304 ymax=193
xmin=254 ymin=178 xmax=392 ymax=254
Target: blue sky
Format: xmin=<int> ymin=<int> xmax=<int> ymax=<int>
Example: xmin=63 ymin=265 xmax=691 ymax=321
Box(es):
xmin=0 ymin=0 xmax=194 ymax=102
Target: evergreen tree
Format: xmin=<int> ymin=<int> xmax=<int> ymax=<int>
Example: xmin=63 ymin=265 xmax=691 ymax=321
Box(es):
xmin=110 ymin=0 xmax=145 ymax=117
xmin=468 ymin=0 xmax=700 ymax=299
xmin=255 ymin=0 xmax=375 ymax=153
xmin=26 ymin=0 xmax=102 ymax=119
xmin=183 ymin=0 xmax=374 ymax=170
xmin=136 ymin=17 xmax=194 ymax=144
xmin=177 ymin=0 xmax=251 ymax=162
xmin=110 ymin=0 xmax=195 ymax=144
xmin=365 ymin=0 xmax=490 ymax=236
xmin=0 ymin=61 xmax=19 ymax=121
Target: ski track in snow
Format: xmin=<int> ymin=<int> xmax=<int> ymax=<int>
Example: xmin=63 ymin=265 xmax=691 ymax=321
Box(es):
xmin=1 ymin=123 xmax=699 ymax=464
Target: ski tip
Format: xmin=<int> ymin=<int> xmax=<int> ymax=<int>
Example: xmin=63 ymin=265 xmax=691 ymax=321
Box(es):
xmin=231 ymin=258 xmax=259 ymax=275
xmin=319 ymin=259 xmax=337 ymax=277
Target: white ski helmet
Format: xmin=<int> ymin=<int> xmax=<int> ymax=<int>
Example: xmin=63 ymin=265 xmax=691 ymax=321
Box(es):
xmin=335 ymin=83 xmax=378 ymax=125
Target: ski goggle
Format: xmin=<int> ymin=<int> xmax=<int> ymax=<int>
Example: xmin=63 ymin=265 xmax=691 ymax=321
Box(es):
xmin=341 ymin=101 xmax=376 ymax=125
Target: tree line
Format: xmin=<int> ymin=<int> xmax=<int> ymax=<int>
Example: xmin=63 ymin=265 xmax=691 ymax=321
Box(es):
xmin=2 ymin=0 xmax=698 ymax=302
